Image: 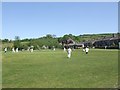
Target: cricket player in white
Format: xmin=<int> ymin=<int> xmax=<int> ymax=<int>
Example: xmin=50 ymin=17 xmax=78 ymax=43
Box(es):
xmin=16 ymin=48 xmax=18 ymax=52
xmin=67 ymin=47 xmax=72 ymax=58
xmin=53 ymin=47 xmax=55 ymax=51
xmin=30 ymin=48 xmax=33 ymax=52
xmin=64 ymin=47 xmax=66 ymax=52
xmin=12 ymin=47 xmax=15 ymax=52
xmin=85 ymin=47 xmax=89 ymax=54
xmin=4 ymin=47 xmax=7 ymax=53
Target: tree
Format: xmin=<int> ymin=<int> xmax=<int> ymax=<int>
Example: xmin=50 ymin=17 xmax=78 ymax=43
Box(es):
xmin=15 ymin=36 xmax=20 ymax=41
xmin=52 ymin=34 xmax=56 ymax=38
xmin=14 ymin=36 xmax=21 ymax=49
xmin=46 ymin=34 xmax=53 ymax=38
xmin=2 ymin=39 xmax=9 ymax=43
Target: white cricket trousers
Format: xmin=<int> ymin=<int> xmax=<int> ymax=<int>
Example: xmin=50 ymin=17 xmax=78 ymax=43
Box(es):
xmin=68 ymin=53 xmax=71 ymax=58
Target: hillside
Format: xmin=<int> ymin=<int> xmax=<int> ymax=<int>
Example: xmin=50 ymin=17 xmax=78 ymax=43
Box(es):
xmin=1 ymin=33 xmax=119 ymax=50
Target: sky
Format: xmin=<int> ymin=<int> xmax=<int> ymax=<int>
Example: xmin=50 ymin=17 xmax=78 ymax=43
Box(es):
xmin=2 ymin=2 xmax=118 ymax=40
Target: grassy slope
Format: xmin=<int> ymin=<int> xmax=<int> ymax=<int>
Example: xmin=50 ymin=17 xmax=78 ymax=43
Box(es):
xmin=2 ymin=49 xmax=118 ymax=88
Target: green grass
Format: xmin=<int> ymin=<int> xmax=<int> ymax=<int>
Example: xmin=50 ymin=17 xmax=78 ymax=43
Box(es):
xmin=2 ymin=49 xmax=118 ymax=88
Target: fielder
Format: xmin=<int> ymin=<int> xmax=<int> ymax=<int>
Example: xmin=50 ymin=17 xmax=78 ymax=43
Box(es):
xmin=4 ymin=47 xmax=7 ymax=54
xmin=85 ymin=47 xmax=89 ymax=54
xmin=12 ymin=47 xmax=15 ymax=52
xmin=67 ymin=47 xmax=72 ymax=58
xmin=16 ymin=48 xmax=18 ymax=52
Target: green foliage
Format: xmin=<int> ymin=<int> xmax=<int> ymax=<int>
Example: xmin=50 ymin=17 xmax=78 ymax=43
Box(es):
xmin=2 ymin=43 xmax=14 ymax=51
xmin=2 ymin=39 xmax=9 ymax=43
xmin=14 ymin=36 xmax=21 ymax=49
xmin=29 ymin=38 xmax=60 ymax=49
xmin=2 ymin=33 xmax=119 ymax=50
xmin=21 ymin=42 xmax=29 ymax=50
xmin=14 ymin=41 xmax=21 ymax=49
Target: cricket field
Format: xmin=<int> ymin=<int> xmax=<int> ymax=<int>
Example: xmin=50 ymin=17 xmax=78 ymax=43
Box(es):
xmin=2 ymin=49 xmax=118 ymax=88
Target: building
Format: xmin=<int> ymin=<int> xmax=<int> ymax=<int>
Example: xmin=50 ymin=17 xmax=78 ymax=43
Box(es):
xmin=62 ymin=34 xmax=120 ymax=49
xmin=93 ymin=37 xmax=120 ymax=49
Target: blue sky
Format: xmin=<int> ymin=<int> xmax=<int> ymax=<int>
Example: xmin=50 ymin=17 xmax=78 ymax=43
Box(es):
xmin=2 ymin=2 xmax=118 ymax=40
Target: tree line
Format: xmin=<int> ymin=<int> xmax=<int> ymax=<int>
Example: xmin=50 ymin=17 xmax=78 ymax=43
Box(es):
xmin=2 ymin=33 xmax=119 ymax=50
